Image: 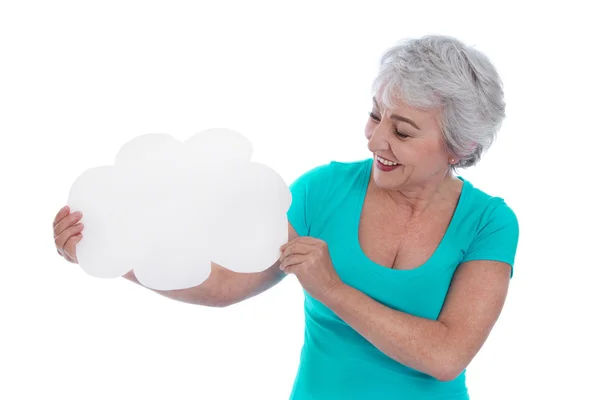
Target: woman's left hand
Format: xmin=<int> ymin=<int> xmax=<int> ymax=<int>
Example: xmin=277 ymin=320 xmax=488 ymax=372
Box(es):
xmin=279 ymin=237 xmax=344 ymax=302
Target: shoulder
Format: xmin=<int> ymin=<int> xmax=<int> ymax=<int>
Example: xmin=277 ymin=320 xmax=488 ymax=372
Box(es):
xmin=290 ymin=158 xmax=370 ymax=190
xmin=287 ymin=158 xmax=371 ymax=236
xmin=463 ymin=180 xmax=519 ymax=230
xmin=330 ymin=158 xmax=372 ymax=171
xmin=458 ymin=179 xmax=520 ymax=271
xmin=305 ymin=158 xmax=370 ymax=176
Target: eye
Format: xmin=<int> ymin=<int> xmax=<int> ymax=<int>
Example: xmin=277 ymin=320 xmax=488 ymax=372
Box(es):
xmin=368 ymin=111 xmax=410 ymax=139
xmin=368 ymin=111 xmax=380 ymax=122
xmin=394 ymin=130 xmax=409 ymax=139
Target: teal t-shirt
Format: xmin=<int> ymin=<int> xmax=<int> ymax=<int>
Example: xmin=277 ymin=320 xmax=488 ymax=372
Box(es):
xmin=285 ymin=158 xmax=519 ymax=400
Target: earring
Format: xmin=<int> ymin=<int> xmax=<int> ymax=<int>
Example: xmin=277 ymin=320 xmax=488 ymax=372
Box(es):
xmin=450 ymin=158 xmax=456 ymax=164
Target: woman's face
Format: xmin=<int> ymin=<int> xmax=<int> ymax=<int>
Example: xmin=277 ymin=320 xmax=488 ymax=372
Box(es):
xmin=365 ymin=92 xmax=454 ymax=191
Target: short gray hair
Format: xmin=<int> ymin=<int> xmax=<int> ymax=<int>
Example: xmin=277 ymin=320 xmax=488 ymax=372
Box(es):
xmin=371 ymin=35 xmax=506 ymax=169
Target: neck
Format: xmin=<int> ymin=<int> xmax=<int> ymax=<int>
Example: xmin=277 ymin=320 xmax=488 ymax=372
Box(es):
xmin=376 ymin=169 xmax=457 ymax=218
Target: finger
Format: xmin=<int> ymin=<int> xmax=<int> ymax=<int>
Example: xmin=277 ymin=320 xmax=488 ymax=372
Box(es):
xmin=54 ymin=211 xmax=83 ymax=238
xmin=64 ymin=233 xmax=82 ymax=263
xmin=57 ymin=245 xmax=72 ymax=262
xmin=280 ymin=240 xmax=295 ymax=252
xmin=62 ymin=248 xmax=76 ymax=263
xmin=53 ymin=205 xmax=70 ymax=227
xmin=54 ymin=223 xmax=84 ymax=250
xmin=280 ymin=236 xmax=319 ymax=251
xmin=281 ymin=242 xmax=315 ymax=261
xmin=282 ymin=238 xmax=321 ymax=253
xmin=280 ymin=255 xmax=304 ymax=271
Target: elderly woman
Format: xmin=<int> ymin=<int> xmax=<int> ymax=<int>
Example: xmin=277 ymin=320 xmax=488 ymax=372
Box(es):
xmin=54 ymin=35 xmax=519 ymax=399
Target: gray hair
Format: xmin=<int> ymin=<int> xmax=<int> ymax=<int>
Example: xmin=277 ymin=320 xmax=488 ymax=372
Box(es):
xmin=371 ymin=35 xmax=506 ymax=170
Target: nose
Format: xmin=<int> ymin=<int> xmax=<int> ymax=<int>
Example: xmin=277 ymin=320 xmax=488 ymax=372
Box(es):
xmin=366 ymin=124 xmax=391 ymax=153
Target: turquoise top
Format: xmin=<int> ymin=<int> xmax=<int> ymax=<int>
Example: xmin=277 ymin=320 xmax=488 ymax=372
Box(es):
xmin=285 ymin=158 xmax=519 ymax=400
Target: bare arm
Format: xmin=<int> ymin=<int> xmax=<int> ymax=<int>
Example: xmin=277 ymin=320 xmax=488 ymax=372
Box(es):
xmin=122 ymin=222 xmax=299 ymax=307
xmin=54 ymin=205 xmax=298 ymax=308
xmin=321 ymin=260 xmax=511 ymax=381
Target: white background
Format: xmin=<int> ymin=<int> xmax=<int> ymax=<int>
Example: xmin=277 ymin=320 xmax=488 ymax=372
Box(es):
xmin=1 ymin=1 xmax=598 ymax=399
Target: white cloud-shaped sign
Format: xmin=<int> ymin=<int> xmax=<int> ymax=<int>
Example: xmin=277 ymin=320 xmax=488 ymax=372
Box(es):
xmin=67 ymin=129 xmax=291 ymax=291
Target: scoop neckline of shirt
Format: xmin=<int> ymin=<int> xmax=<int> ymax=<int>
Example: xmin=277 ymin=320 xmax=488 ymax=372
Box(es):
xmin=351 ymin=157 xmax=471 ymax=278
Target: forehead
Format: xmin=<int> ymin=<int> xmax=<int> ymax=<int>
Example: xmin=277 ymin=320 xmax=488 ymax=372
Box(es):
xmin=373 ymin=93 xmax=440 ymax=126
xmin=374 ymin=85 xmax=430 ymax=111
xmin=373 ymin=86 xmax=443 ymax=135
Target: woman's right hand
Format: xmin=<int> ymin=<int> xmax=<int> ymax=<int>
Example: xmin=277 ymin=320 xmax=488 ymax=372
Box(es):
xmin=53 ymin=205 xmax=84 ymax=263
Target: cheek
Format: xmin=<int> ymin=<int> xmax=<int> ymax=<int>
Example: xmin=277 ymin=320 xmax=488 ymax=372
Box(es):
xmin=419 ymin=144 xmax=447 ymax=167
xmin=392 ymin=142 xmax=428 ymax=165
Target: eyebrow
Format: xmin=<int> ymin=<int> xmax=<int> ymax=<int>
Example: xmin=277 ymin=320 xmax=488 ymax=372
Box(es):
xmin=373 ymin=97 xmax=421 ymax=130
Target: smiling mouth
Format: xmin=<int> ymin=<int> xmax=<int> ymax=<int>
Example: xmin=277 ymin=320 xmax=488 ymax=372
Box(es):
xmin=374 ymin=154 xmax=402 ymax=171
xmin=376 ymin=155 xmax=400 ymax=166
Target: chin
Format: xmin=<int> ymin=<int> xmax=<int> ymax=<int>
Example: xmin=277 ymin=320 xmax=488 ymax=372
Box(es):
xmin=373 ymin=173 xmax=399 ymax=190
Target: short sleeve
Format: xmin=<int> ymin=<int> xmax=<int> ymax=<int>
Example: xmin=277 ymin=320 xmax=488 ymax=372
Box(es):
xmin=462 ymin=199 xmax=520 ymax=278
xmin=286 ymin=163 xmax=333 ymax=237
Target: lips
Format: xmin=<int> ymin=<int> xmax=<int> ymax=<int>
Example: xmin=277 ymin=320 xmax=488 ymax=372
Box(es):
xmin=374 ymin=154 xmax=402 ymax=171
xmin=376 ymin=155 xmax=399 ymax=166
